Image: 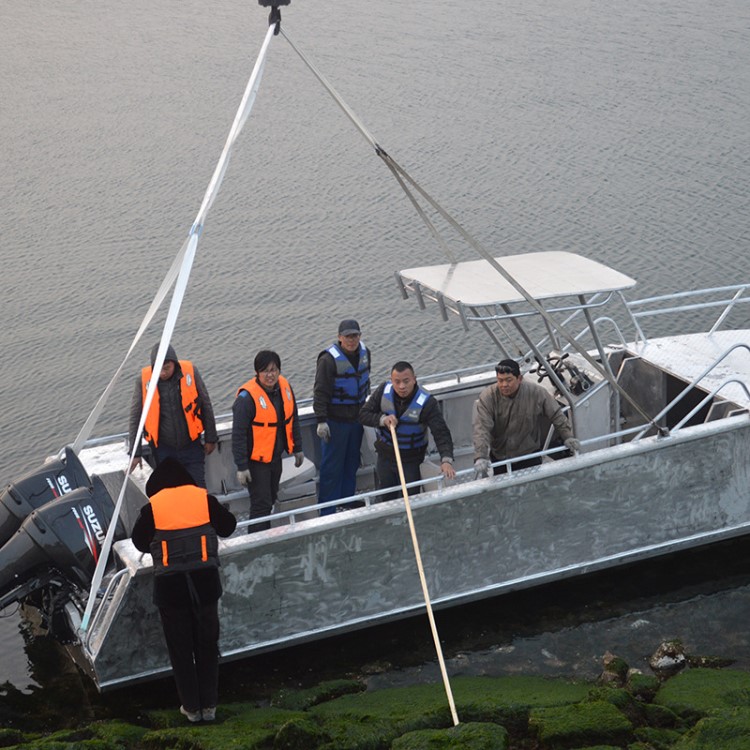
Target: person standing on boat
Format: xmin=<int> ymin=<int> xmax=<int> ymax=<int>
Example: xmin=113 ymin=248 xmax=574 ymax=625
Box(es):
xmin=359 ymin=361 xmax=455 ymax=501
xmin=313 ymin=319 xmax=371 ymax=515
xmin=231 ymin=350 xmax=304 ymax=532
xmin=128 ymin=343 xmax=218 ymax=488
xmin=131 ymin=456 xmax=236 ymax=723
xmin=473 ymin=359 xmax=580 ymax=476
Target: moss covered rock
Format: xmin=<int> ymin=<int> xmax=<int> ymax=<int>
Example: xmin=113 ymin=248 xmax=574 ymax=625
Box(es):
xmin=273 ymin=716 xmax=330 ymax=749
xmin=140 ymin=705 xmax=305 ymax=750
xmin=0 ymin=727 xmax=26 ymax=747
xmin=391 ymin=721 xmax=509 ymax=749
xmin=654 ymin=668 xmax=750 ymax=721
xmin=271 ymin=680 xmax=365 ymax=711
xmin=634 ymin=724 xmax=683 ymax=748
xmin=529 ymin=699 xmax=633 ymax=748
xmin=626 ymin=671 xmax=660 ymax=702
xmin=673 ymin=706 xmax=750 ymax=749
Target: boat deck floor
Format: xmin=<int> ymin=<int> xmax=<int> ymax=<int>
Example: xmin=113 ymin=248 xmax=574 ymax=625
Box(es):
xmin=630 ymin=330 xmax=750 ymax=410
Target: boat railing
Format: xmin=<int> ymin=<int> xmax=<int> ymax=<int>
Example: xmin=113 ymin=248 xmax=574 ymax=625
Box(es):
xmin=209 ymin=365 xmax=498 ymax=430
xmin=625 ymin=283 xmax=750 ymax=345
xmin=671 ymin=380 xmax=750 ymax=432
xmin=82 ymin=567 xmax=131 ymax=653
xmin=633 ymin=342 xmax=750 ymax=440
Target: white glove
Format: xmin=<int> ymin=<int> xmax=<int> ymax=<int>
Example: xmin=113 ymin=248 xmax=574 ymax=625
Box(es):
xmin=474 ymin=458 xmax=491 ymax=477
xmin=564 ymin=437 xmax=581 ymax=453
xmin=317 ymin=423 xmax=331 ymax=442
xmin=294 ymin=452 xmax=304 ymax=468
xmin=236 ymin=469 xmax=251 ymax=487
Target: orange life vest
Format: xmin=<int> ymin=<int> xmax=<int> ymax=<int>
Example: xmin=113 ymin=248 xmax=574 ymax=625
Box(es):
xmin=141 ymin=360 xmax=203 ymax=447
xmin=237 ymin=375 xmax=295 ymax=463
xmin=149 ymin=485 xmax=218 ymax=575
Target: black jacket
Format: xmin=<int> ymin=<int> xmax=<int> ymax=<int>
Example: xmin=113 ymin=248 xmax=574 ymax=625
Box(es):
xmin=131 ymin=458 xmax=236 ymax=608
xmin=312 ymin=344 xmax=372 ymax=423
xmin=359 ymin=381 xmax=454 ymax=463
xmin=128 ymin=344 xmax=217 ymax=455
xmin=231 ymin=377 xmax=302 ymax=471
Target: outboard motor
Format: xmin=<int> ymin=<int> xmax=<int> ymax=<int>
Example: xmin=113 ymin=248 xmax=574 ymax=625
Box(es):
xmin=0 ymin=446 xmax=91 ymax=548
xmin=0 ymin=475 xmax=126 ymax=613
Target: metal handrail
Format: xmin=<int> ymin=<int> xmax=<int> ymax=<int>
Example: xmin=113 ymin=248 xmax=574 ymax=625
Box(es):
xmin=462 ymin=291 xmax=618 ymax=324
xmin=626 ymin=285 xmax=750 ymax=326
xmin=633 ymin=342 xmax=750 ymax=440
xmin=82 ymin=567 xmax=131 ymax=651
xmin=671 ymin=380 xmax=750 ymax=432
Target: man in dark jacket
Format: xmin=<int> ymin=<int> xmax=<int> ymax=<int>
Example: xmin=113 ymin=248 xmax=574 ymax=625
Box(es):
xmin=128 ymin=342 xmax=218 ymax=488
xmin=231 ymin=350 xmax=304 ymax=533
xmin=313 ymin=319 xmax=371 ymax=515
xmin=131 ymin=457 xmax=236 ymax=723
xmin=359 ymin=361 xmax=455 ymax=501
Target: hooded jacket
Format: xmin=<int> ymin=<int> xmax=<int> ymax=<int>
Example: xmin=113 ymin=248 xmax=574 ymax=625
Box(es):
xmin=131 ymin=457 xmax=236 ymax=607
xmin=128 ymin=343 xmax=218 ymax=454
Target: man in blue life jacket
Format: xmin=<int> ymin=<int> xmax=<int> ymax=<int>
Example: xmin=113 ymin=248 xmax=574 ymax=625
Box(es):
xmin=131 ymin=457 xmax=236 ymax=723
xmin=313 ymin=319 xmax=371 ymax=514
xmin=359 ymin=361 xmax=455 ymax=501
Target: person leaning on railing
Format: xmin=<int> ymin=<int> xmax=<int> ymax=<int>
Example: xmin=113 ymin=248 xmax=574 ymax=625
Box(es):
xmin=473 ymin=359 xmax=580 ymax=477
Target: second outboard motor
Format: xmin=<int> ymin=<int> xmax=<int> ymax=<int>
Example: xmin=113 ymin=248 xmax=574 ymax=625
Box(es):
xmin=0 ymin=446 xmax=91 ymax=548
xmin=0 ymin=475 xmax=126 ymax=612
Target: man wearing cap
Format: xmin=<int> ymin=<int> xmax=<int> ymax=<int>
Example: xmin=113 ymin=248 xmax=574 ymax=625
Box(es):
xmin=473 ymin=358 xmax=580 ymax=477
xmin=313 ymin=319 xmax=371 ymax=515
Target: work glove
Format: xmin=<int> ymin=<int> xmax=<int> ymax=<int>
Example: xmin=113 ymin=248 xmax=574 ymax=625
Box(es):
xmin=294 ymin=452 xmax=305 ymax=468
xmin=474 ymin=458 xmax=491 ymax=478
xmin=236 ymin=469 xmax=251 ymax=487
xmin=564 ymin=437 xmax=581 ymax=454
xmin=316 ymin=422 xmax=331 ymax=443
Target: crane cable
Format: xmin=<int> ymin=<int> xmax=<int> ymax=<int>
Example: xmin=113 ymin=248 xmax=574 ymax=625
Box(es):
xmin=280 ymin=27 xmax=663 ymax=434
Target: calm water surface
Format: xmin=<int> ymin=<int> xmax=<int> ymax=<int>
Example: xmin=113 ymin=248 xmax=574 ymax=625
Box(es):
xmin=1 ymin=0 xmax=749 ymax=696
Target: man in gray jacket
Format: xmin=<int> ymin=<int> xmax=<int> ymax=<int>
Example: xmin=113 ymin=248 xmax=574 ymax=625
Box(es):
xmin=473 ymin=359 xmax=580 ymax=476
xmin=128 ymin=343 xmax=218 ymax=488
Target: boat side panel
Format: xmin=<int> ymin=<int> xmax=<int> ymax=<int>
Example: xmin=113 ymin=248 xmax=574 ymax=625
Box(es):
xmin=89 ymin=421 xmax=750 ymax=688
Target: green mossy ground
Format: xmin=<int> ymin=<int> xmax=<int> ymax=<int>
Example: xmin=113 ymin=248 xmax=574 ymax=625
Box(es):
xmin=4 ymin=668 xmax=750 ymax=749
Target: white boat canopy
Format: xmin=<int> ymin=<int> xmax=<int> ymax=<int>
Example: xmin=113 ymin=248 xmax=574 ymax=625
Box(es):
xmin=398 ymin=251 xmax=636 ymax=308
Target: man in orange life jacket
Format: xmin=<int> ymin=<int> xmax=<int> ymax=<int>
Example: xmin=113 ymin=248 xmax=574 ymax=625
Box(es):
xmin=131 ymin=457 xmax=236 ymax=723
xmin=231 ymin=350 xmax=304 ymax=533
xmin=128 ymin=343 xmax=218 ymax=488
xmin=359 ymin=361 xmax=456 ymax=501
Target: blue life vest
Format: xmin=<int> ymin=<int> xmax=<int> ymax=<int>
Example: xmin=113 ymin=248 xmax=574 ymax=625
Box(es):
xmin=378 ymin=383 xmax=429 ymax=451
xmin=328 ymin=342 xmax=370 ymax=405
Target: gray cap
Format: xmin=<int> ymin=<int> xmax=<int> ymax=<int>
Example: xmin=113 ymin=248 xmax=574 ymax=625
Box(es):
xmin=338 ymin=319 xmax=361 ymax=336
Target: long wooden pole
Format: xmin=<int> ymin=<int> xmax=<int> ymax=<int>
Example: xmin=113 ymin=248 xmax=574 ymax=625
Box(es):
xmin=389 ymin=423 xmax=460 ymax=726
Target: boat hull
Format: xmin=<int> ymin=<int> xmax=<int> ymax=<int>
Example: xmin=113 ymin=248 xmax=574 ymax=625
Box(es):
xmin=85 ymin=415 xmax=750 ymax=690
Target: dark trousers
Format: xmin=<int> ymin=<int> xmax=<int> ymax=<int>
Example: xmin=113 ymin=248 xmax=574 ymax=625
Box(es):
xmin=154 ymin=439 xmax=206 ymax=488
xmin=159 ymin=601 xmax=220 ymax=712
xmin=491 ymin=454 xmax=543 ymax=476
xmin=247 ymin=457 xmax=282 ymax=533
xmin=375 ymin=453 xmax=422 ymax=502
xmin=318 ymin=420 xmax=364 ymax=515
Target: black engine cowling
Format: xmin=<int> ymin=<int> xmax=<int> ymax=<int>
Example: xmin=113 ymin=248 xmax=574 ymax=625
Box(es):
xmin=0 ymin=476 xmax=126 ymax=612
xmin=0 ymin=447 xmax=91 ymax=548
